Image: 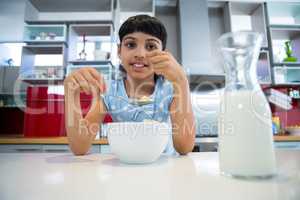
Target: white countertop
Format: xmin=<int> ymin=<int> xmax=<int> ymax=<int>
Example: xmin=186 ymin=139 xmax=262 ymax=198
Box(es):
xmin=0 ymin=150 xmax=300 ymax=200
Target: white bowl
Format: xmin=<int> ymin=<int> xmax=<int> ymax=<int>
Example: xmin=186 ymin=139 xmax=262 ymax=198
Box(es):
xmin=107 ymin=121 xmax=171 ymax=164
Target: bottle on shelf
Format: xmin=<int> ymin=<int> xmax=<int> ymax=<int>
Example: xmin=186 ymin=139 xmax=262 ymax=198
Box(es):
xmin=78 ymin=34 xmax=87 ymax=61
xmin=272 ymin=116 xmax=281 ymax=135
xmin=289 ymin=88 xmax=294 ymax=97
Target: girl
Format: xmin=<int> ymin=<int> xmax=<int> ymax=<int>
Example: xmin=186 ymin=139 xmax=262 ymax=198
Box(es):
xmin=64 ymin=15 xmax=195 ymax=156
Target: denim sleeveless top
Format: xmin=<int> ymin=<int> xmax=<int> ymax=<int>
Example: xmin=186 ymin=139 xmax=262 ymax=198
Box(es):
xmin=102 ymin=76 xmax=176 ymax=155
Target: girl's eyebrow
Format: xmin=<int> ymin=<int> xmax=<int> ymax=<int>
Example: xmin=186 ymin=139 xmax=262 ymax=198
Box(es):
xmin=123 ymin=36 xmax=136 ymax=41
xmin=123 ymin=36 xmax=160 ymax=44
xmin=146 ymin=38 xmax=160 ymax=44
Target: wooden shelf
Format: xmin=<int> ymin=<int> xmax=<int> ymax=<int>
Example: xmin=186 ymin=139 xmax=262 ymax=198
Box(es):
xmin=21 ymin=78 xmax=64 ymax=85
xmin=273 ymin=63 xmax=300 ymax=67
xmin=68 ymin=60 xmax=112 ymax=66
xmin=23 ymin=44 xmax=65 ymax=54
xmin=272 ymin=83 xmax=300 ymax=86
xmin=269 ymin=24 xmax=300 ymax=30
xmin=0 ymin=135 xmax=108 ymax=145
xmin=0 ymin=135 xmax=299 ymax=145
xmin=274 ymin=135 xmax=300 ymax=142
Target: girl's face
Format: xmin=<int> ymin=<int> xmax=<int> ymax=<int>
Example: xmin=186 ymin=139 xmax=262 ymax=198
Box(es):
xmin=118 ymin=32 xmax=163 ymax=80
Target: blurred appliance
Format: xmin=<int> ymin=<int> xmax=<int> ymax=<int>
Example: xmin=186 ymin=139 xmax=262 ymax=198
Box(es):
xmin=191 ymin=86 xmax=223 ymax=137
xmin=188 ymin=74 xmax=224 ymax=152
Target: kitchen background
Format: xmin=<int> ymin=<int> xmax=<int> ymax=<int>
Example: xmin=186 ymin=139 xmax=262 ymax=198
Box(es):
xmin=0 ymin=0 xmax=300 ymax=153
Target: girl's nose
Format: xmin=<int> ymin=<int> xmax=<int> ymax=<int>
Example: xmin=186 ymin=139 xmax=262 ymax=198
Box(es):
xmin=134 ymin=47 xmax=146 ymax=59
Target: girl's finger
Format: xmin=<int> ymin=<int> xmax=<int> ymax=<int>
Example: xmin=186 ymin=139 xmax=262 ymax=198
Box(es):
xmin=88 ymin=68 xmax=101 ymax=82
xmin=73 ymin=72 xmax=90 ymax=94
xmin=152 ymin=61 xmax=170 ymax=69
xmin=69 ymin=77 xmax=80 ymax=90
xmin=81 ymin=70 xmax=101 ymax=93
xmin=88 ymin=68 xmax=106 ymax=93
xmin=146 ymin=50 xmax=167 ymax=58
xmin=149 ymin=55 xmax=169 ymax=65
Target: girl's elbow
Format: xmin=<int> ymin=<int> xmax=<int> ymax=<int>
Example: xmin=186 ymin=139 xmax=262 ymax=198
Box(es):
xmin=177 ymin=132 xmax=195 ymax=155
xmin=69 ymin=144 xmax=89 ymax=156
xmin=177 ymin=143 xmax=195 ymax=155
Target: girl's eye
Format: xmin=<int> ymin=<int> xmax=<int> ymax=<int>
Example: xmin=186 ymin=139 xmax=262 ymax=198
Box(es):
xmin=146 ymin=43 xmax=158 ymax=51
xmin=124 ymin=42 xmax=136 ymax=49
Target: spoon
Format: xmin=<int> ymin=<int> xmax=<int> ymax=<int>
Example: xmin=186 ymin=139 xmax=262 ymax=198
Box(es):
xmin=129 ymin=96 xmax=154 ymax=106
xmin=100 ymin=94 xmax=154 ymax=121
xmin=100 ymin=94 xmax=154 ymax=106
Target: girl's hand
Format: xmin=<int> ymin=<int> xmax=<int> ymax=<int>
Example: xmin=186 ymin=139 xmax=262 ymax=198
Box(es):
xmin=147 ymin=50 xmax=186 ymax=84
xmin=64 ymin=67 xmax=106 ymax=96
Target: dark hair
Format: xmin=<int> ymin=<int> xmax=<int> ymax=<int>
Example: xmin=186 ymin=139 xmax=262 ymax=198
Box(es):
xmin=118 ymin=14 xmax=167 ymax=50
xmin=117 ymin=15 xmax=167 ymax=81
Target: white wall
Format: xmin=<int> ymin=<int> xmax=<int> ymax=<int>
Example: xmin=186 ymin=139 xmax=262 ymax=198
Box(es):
xmin=208 ymin=0 xmax=300 ymax=2
xmin=156 ymin=7 xmax=179 ymax=61
xmin=0 ymin=0 xmax=26 ymax=41
xmin=179 ymin=0 xmax=215 ymax=75
xmin=24 ymin=0 xmax=39 ymax=21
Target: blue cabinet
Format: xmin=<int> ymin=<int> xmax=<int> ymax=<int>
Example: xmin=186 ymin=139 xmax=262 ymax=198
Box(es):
xmin=275 ymin=142 xmax=300 ymax=150
xmin=23 ymin=25 xmax=67 ymax=43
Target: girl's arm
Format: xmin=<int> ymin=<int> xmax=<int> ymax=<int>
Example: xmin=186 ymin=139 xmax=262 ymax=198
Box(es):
xmin=169 ymin=76 xmax=196 ymax=155
xmin=64 ymin=67 xmax=107 ymax=155
xmin=147 ymin=50 xmax=196 ymax=155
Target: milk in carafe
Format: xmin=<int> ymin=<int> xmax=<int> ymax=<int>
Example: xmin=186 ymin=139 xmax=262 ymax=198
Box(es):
xmin=219 ymin=89 xmax=276 ymax=177
xmin=217 ymin=31 xmax=276 ymax=178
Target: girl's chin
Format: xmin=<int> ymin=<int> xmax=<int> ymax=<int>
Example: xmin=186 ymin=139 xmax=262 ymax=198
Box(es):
xmin=130 ymin=66 xmax=152 ymax=73
xmin=128 ymin=71 xmax=154 ymax=80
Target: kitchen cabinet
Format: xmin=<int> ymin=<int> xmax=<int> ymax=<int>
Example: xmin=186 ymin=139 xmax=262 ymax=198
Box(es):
xmin=0 ymin=67 xmax=27 ymax=95
xmin=18 ymin=0 xmax=117 ymax=85
xmin=206 ymin=1 xmax=272 ymax=83
xmin=3 ymin=67 xmax=26 ymax=94
xmin=188 ymin=1 xmax=300 ymax=85
xmin=67 ymin=23 xmax=115 ymax=86
xmin=23 ymin=24 xmax=67 ymax=43
xmin=42 ymin=144 xmax=102 ymax=154
xmin=0 ymin=144 xmax=43 ymax=153
xmin=179 ymin=0 xmax=224 ymax=75
xmin=0 ymin=136 xmax=109 ymax=153
xmin=225 ymin=2 xmax=268 ymax=47
xmin=274 ymin=141 xmax=300 ymax=150
xmin=266 ymin=2 xmax=300 ymax=85
xmin=20 ymin=24 xmax=68 ymax=84
xmin=19 ymin=24 xmax=115 ymax=85
xmin=68 ymin=24 xmax=114 ymax=62
xmin=0 ymin=144 xmax=102 ymax=153
xmin=99 ymin=145 xmax=111 ymax=154
xmin=178 ymin=0 xmax=271 ymax=77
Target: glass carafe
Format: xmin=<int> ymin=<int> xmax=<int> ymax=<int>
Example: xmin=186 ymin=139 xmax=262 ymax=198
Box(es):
xmin=217 ymin=31 xmax=276 ymax=178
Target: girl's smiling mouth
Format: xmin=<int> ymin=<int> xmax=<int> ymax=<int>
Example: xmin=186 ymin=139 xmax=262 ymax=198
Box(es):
xmin=131 ymin=62 xmax=149 ymax=70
